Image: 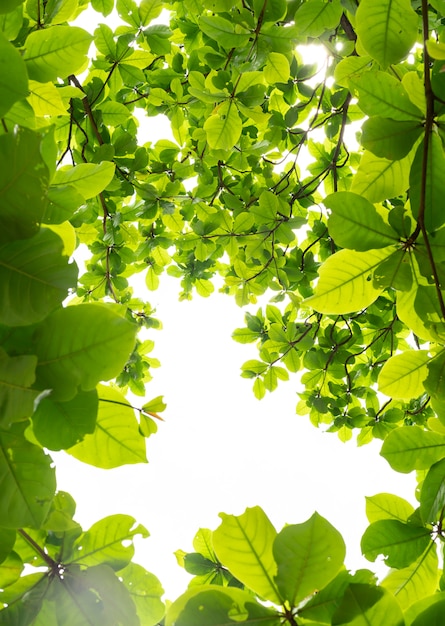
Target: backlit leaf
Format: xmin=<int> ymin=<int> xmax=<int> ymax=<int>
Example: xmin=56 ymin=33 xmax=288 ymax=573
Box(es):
xmin=0 ymin=229 xmax=78 ymax=326
xmin=325 ymin=192 xmax=398 ymax=250
xmin=71 ymin=514 xmax=148 ymax=570
xmin=66 ymin=384 xmax=147 ymax=468
xmin=361 ymin=520 xmax=431 ymax=568
xmin=305 ymin=248 xmax=391 ymax=314
xmin=212 ymin=506 xmax=282 ymax=603
xmin=0 ymin=425 xmax=55 ymax=528
xmin=378 ymin=351 xmax=430 ymax=400
xmin=381 ymin=426 xmax=445 ymax=473
xmin=34 ymin=304 xmax=137 ymax=401
xmin=274 ymin=512 xmax=345 ymax=605
xmin=355 ymin=0 xmax=418 ymax=68
xmin=24 ymin=26 xmax=92 ymax=82
xmin=0 ymin=32 xmax=28 ymax=117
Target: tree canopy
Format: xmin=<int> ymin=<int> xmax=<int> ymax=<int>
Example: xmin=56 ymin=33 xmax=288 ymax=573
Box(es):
xmin=2 ymin=0 xmax=445 ymax=623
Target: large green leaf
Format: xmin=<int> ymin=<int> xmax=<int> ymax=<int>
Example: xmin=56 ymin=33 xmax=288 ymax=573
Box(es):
xmin=204 ymin=103 xmax=242 ymax=151
xmin=325 ymin=192 xmax=398 ymax=251
xmin=0 ymin=0 xmax=25 ymax=13
xmin=118 ymin=563 xmax=165 ymax=626
xmin=0 ymin=529 xmax=15 ymax=564
xmin=332 ymin=584 xmax=404 ymax=626
xmin=0 ymin=349 xmax=38 ymax=426
xmin=32 ymin=389 xmax=98 ymax=451
xmin=294 ymin=0 xmax=343 ymax=37
xmin=301 ymin=570 xmax=382 ymax=624
xmin=66 ymin=384 xmax=147 ymax=468
xmin=0 ymin=32 xmax=28 ymax=117
xmin=23 ymin=26 xmax=92 ymax=82
xmin=305 ymin=248 xmax=392 ymax=314
xmin=351 ymin=72 xmax=424 ymax=121
xmin=51 ymin=162 xmax=115 ymax=200
xmin=199 ymin=15 xmax=250 ymax=48
xmin=410 ymin=598 xmax=445 ymax=626
xmin=355 ymin=0 xmax=418 ymax=68
xmin=361 ymin=520 xmax=431 ymax=569
xmin=419 ymin=458 xmax=445 ymax=524
xmin=34 ymin=304 xmax=137 ymax=401
xmin=273 ymin=512 xmax=345 ymax=605
xmin=49 ymin=564 xmax=139 ymax=626
xmin=365 ymin=493 xmax=415 ymax=523
xmin=0 ymin=425 xmax=55 ymax=528
xmin=0 ymin=229 xmax=78 ymax=327
xmin=381 ymin=426 xmax=445 ymax=473
xmin=382 ymin=545 xmax=439 ymax=609
xmin=0 ymin=128 xmax=50 ymax=244
xmin=212 ymin=506 xmax=282 ymax=603
xmin=378 ymin=351 xmax=430 ymax=400
xmin=70 ymin=514 xmax=148 ymax=570
xmin=351 ymin=150 xmax=412 ymax=203
xmin=0 ymin=551 xmax=23 ymax=589
xmin=410 ymin=133 xmax=445 ymax=232
xmin=361 ymin=118 xmax=422 ymax=160
xmin=166 ymin=587 xmax=280 ymax=626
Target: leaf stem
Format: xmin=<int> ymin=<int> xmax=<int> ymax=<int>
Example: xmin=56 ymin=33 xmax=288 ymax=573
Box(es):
xmin=18 ymin=529 xmax=56 ymax=569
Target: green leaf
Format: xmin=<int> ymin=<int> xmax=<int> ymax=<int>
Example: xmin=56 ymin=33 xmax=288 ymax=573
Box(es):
xmin=410 ymin=598 xmax=445 ymax=625
xmin=71 ymin=514 xmax=148 ymax=570
xmin=355 ymin=0 xmax=418 ymax=68
xmin=351 ymin=72 xmax=424 ymax=121
xmin=0 ymin=551 xmax=23 ymax=589
xmin=381 ymin=426 xmax=445 ymax=473
xmin=66 ymin=384 xmax=147 ymax=468
xmin=212 ymin=506 xmax=282 ymax=603
xmin=426 ymin=39 xmax=445 ymax=60
xmin=32 ymin=389 xmax=98 ymax=451
xmin=373 ymin=250 xmax=413 ymax=291
xmin=0 ymin=128 xmax=50 ymax=244
xmin=50 ymin=564 xmax=139 ymax=626
xmin=351 ymin=150 xmax=412 ymax=203
xmin=410 ymin=133 xmax=445 ymax=232
xmin=0 ymin=229 xmax=78 ymax=326
xmin=419 ymin=458 xmax=445 ymax=524
xmin=0 ymin=425 xmax=55 ymax=528
xmin=325 ymin=192 xmax=398 ymax=250
xmin=382 ymin=545 xmax=439 ymax=609
xmin=0 ymin=348 xmax=38 ymax=426
xmin=204 ymin=103 xmax=242 ymax=151
xmin=333 ymin=56 xmax=372 ymax=88
xmin=361 ymin=118 xmax=422 ymax=160
xmin=0 ymin=32 xmax=28 ymax=117
xmin=166 ymin=587 xmax=280 ymax=626
xmin=264 ymin=52 xmax=290 ymax=83
xmin=51 ymin=161 xmax=115 ymax=199
xmin=0 ymin=0 xmax=24 ymax=13
xmin=199 ymin=15 xmax=250 ymax=48
xmin=365 ymin=493 xmax=415 ymax=523
xmin=305 ymin=248 xmax=391 ymax=315
xmin=34 ymin=304 xmax=137 ymax=401
xmin=361 ymin=520 xmax=431 ymax=568
xmin=91 ymin=0 xmax=114 ymax=16
xmin=119 ymin=562 xmax=165 ymax=626
xmin=332 ymin=583 xmax=405 ymax=626
xmin=0 ymin=528 xmax=15 ymax=564
xmin=378 ymin=351 xmax=430 ymax=400
xmin=139 ymin=0 xmax=164 ymax=25
xmin=295 ymin=0 xmax=343 ymax=37
xmin=273 ymin=512 xmax=346 ymax=605
xmin=24 ymin=26 xmax=92 ymax=82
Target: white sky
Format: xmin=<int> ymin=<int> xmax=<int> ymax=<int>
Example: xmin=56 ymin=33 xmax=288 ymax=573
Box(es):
xmin=55 ymin=274 xmax=417 ymax=599
xmin=54 ymin=5 xmax=418 ymax=602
